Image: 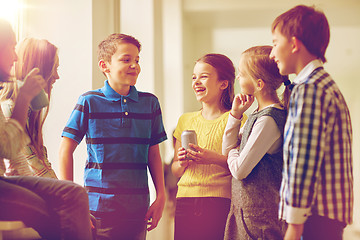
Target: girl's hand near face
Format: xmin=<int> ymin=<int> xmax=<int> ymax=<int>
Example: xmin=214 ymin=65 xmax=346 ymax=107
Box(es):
xmin=11 ymin=68 xmax=47 ymax=128
xmin=18 ymin=68 xmax=46 ymax=101
xmin=230 ymin=93 xmax=254 ymax=119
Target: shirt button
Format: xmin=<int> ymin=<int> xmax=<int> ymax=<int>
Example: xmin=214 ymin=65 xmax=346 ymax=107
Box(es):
xmin=123 ymin=99 xmax=127 ymax=103
xmin=125 ymin=112 xmax=129 ymax=116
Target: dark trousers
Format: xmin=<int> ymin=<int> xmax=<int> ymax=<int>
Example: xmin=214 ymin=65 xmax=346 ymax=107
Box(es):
xmin=174 ymin=197 xmax=231 ymax=240
xmin=0 ymin=176 xmax=93 ymax=240
xmin=92 ymin=212 xmax=147 ymax=240
xmin=303 ymin=215 xmax=346 ymax=240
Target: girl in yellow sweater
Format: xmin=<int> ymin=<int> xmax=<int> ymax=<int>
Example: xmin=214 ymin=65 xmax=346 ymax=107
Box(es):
xmin=171 ymin=53 xmax=246 ymax=240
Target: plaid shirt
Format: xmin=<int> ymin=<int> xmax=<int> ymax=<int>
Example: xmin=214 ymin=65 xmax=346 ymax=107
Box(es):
xmin=279 ymin=60 xmax=353 ymax=225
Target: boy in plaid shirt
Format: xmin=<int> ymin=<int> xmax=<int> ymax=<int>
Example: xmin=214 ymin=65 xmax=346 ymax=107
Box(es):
xmin=270 ymin=5 xmax=353 ymax=240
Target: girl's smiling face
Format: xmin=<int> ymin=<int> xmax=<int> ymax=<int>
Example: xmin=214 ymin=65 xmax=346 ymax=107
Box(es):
xmin=192 ymin=61 xmax=225 ymax=104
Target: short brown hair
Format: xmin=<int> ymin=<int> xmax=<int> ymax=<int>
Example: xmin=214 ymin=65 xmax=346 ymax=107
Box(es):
xmin=271 ymin=5 xmax=330 ymax=63
xmin=97 ymin=33 xmax=141 ymax=63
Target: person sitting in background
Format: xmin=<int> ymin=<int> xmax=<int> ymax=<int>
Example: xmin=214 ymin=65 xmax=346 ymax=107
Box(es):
xmin=0 ymin=37 xmax=59 ymax=178
xmin=0 ymin=18 xmax=93 ymax=239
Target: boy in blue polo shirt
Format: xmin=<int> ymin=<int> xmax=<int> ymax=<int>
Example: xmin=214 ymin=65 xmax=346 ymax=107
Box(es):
xmin=59 ymin=33 xmax=167 ymax=240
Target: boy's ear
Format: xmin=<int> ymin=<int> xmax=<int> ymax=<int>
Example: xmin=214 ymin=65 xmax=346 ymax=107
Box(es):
xmin=220 ymin=80 xmax=229 ymax=90
xmin=98 ymin=59 xmax=110 ymax=73
xmin=291 ymin=36 xmax=302 ymax=54
xmin=256 ymin=79 xmax=265 ymax=90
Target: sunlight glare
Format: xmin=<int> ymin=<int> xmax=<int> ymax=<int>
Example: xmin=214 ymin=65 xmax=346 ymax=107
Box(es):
xmin=0 ymin=0 xmax=21 ymax=26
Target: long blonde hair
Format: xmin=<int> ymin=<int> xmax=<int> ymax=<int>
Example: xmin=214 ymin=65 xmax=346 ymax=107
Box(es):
xmin=242 ymin=46 xmax=290 ymax=109
xmin=1 ymin=38 xmax=58 ymax=158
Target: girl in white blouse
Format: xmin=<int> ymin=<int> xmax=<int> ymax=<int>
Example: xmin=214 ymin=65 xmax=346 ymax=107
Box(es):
xmin=222 ymin=45 xmax=291 ymax=240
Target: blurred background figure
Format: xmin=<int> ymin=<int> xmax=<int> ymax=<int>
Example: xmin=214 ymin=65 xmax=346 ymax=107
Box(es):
xmin=0 ymin=37 xmax=59 ymax=178
xmin=163 ymin=133 xmax=179 ymax=217
xmin=0 ymin=18 xmax=93 ymax=240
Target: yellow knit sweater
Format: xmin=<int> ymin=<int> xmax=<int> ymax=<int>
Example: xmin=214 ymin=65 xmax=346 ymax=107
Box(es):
xmin=174 ymin=111 xmax=246 ymax=199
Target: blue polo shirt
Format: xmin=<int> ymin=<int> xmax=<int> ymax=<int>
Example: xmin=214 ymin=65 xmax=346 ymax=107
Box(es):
xmin=62 ymin=80 xmax=167 ymax=220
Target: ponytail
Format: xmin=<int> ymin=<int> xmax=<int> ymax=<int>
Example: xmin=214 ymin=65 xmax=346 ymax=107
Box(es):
xmin=282 ymin=75 xmax=292 ymax=110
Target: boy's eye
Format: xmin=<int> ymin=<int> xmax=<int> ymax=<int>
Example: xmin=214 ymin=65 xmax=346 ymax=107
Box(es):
xmin=120 ymin=58 xmax=130 ymax=62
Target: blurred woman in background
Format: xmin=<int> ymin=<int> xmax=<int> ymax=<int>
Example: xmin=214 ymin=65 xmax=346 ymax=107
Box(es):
xmin=0 ymin=37 xmax=59 ymax=178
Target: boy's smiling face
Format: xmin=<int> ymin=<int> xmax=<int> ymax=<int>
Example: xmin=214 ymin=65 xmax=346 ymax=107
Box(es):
xmin=270 ymin=27 xmax=295 ymax=75
xmin=104 ymin=42 xmax=141 ymax=94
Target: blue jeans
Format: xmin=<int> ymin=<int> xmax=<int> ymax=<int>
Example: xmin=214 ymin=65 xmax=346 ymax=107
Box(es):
xmin=0 ymin=176 xmax=92 ymax=240
xmin=174 ymin=197 xmax=231 ymax=240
